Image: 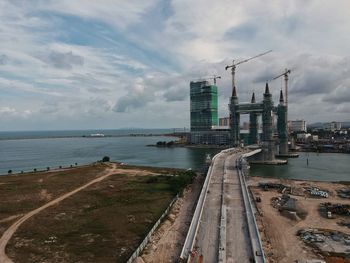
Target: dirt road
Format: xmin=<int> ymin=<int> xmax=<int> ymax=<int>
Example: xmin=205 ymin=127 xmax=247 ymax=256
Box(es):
xmin=0 ymin=163 xmax=117 ymax=263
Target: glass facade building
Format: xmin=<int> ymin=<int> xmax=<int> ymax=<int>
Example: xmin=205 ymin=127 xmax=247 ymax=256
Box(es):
xmin=190 ymin=81 xmax=218 ymax=131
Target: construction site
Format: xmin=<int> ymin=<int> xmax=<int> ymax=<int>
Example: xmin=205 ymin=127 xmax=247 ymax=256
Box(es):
xmin=249 ymin=177 xmax=350 ymax=263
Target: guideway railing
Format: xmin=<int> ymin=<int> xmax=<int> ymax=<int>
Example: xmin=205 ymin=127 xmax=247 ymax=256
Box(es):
xmin=179 ymin=151 xmax=223 ymax=261
xmin=218 ymin=157 xmax=228 ymax=263
xmin=237 ymin=152 xmax=266 ymax=263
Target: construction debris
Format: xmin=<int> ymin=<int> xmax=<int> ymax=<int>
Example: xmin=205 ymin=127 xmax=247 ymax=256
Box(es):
xmin=298 ymin=229 xmax=350 ymax=257
xmin=337 ymin=189 xmax=350 ymax=199
xmin=259 ymin=182 xmax=288 ymax=191
xmin=272 ymin=194 xmax=296 ymax=212
xmin=320 ymin=203 xmax=350 ymax=217
xmin=307 ymin=187 xmax=329 ymax=198
xmin=295 ymin=260 xmax=326 ymax=263
xmin=337 ymin=220 xmax=350 ymax=228
xmin=271 ymin=194 xmax=308 ymax=220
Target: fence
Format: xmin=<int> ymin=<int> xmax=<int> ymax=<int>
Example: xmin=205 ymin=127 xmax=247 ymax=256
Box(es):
xmin=126 ymin=194 xmax=179 ymax=263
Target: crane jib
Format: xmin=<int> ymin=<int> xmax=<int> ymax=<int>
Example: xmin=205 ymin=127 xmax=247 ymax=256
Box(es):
xmin=225 ymin=50 xmax=272 ymax=69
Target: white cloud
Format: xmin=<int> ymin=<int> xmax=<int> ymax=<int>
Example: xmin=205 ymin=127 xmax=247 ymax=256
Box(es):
xmin=0 ymin=107 xmax=32 ymax=118
xmin=0 ymin=0 xmax=350 ymax=130
xmin=41 ymin=0 xmax=159 ymax=30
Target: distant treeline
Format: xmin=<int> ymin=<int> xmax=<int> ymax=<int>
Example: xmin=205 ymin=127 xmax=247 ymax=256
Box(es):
xmin=156 ymin=141 xmax=175 ymax=147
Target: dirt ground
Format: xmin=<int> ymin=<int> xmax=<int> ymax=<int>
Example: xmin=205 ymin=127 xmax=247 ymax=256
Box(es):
xmin=0 ymin=164 xmax=112 ymax=238
xmin=138 ymin=173 xmax=204 ymax=263
xmin=0 ymin=163 xmax=184 ymax=263
xmin=248 ymin=177 xmax=350 ymax=263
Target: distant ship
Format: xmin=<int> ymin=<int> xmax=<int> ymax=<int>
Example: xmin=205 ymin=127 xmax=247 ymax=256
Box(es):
xmin=89 ymin=133 xmax=105 ymax=137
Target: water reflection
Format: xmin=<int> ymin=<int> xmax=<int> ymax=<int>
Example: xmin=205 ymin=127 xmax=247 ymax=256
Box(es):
xmin=250 ymin=152 xmax=350 ymax=182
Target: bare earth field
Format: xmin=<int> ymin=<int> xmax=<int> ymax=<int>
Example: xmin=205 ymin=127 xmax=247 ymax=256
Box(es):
xmin=248 ymin=176 xmax=350 ymax=263
xmin=0 ymin=164 xmax=109 ymax=236
xmin=0 ymin=163 xmax=185 ymax=263
xmin=139 ymin=173 xmax=204 ymax=263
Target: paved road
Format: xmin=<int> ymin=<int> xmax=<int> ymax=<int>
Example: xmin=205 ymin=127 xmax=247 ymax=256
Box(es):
xmin=191 ymin=150 xmax=252 ymax=263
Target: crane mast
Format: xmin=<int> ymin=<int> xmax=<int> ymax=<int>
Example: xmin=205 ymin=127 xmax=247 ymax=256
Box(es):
xmin=272 ymin=68 xmax=291 ymax=107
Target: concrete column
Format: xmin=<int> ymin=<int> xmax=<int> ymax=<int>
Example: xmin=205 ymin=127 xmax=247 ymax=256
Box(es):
xmin=262 ymin=83 xmax=274 ymax=161
xmin=249 ymin=113 xmax=258 ymax=145
xmin=277 ymin=90 xmax=288 ymax=155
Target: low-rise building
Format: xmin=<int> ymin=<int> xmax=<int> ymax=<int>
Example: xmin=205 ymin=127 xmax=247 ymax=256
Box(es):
xmin=324 ymin=121 xmax=342 ymax=131
xmin=289 ymin=120 xmax=307 ymax=133
xmin=219 ymin=117 xmax=230 ymax=126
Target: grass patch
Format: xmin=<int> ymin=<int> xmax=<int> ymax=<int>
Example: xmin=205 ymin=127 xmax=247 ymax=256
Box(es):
xmin=6 ymin=169 xmax=194 ymax=263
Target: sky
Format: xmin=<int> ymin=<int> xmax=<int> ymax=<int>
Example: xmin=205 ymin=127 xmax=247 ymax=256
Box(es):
xmin=0 ymin=0 xmax=350 ymax=131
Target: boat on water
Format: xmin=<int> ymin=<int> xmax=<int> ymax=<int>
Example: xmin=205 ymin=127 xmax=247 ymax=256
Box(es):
xmin=89 ymin=133 xmax=105 ymax=137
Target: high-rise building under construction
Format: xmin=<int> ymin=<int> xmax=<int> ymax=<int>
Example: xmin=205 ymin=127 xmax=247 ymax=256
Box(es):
xmin=190 ymin=81 xmax=218 ymax=131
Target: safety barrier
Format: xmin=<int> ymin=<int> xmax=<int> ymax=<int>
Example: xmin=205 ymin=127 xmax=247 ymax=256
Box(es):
xmin=237 ymin=154 xmax=266 ymax=263
xmin=179 ymin=151 xmax=223 ymax=261
xmin=218 ymin=157 xmax=228 ymax=263
xmin=126 ymin=194 xmax=178 ymax=263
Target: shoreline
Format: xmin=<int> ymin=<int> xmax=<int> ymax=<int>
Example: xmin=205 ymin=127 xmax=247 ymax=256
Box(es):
xmin=0 ymin=133 xmax=179 ymax=141
xmin=0 ymin=161 xmax=187 ymax=177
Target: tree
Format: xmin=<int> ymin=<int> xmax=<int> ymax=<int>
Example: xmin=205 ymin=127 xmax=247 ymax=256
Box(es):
xmin=102 ymin=156 xmax=110 ymax=162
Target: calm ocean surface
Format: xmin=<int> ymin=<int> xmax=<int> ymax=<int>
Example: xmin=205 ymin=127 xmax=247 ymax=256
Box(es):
xmin=0 ymin=129 xmax=219 ymax=175
xmin=1 ymin=130 xmax=349 ymax=181
xmin=250 ymin=152 xmax=350 ymax=182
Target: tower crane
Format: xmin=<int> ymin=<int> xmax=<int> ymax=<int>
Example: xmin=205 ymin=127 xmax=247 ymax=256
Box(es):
xmin=270 ymin=68 xmax=291 ymax=134
xmin=271 ymin=68 xmax=291 ymax=107
xmin=194 ymin=75 xmax=222 ymax=85
xmin=225 ymin=50 xmax=272 ymax=94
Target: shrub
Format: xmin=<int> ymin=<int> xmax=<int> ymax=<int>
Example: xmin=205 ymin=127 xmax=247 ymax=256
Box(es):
xmin=146 ymin=177 xmax=158 ymax=184
xmin=102 ymin=156 xmax=110 ymax=162
xmin=169 ymin=170 xmax=196 ymax=193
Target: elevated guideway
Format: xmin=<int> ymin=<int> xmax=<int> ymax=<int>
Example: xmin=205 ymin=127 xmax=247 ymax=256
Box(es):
xmin=180 ymin=148 xmax=265 ymax=263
